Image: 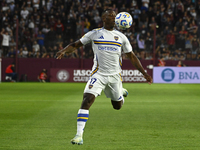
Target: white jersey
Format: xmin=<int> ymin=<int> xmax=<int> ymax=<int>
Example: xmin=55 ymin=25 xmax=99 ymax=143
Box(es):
xmin=2 ymin=34 xmax=9 ymax=46
xmin=80 ymin=27 xmax=132 ymax=76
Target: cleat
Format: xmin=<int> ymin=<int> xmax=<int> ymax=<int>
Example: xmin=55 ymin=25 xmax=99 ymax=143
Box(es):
xmin=122 ymin=88 xmax=128 ymax=97
xmin=71 ymin=135 xmax=83 ymax=145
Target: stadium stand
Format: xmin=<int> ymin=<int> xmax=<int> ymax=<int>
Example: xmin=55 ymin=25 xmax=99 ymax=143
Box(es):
xmin=0 ymin=0 xmax=200 ymax=60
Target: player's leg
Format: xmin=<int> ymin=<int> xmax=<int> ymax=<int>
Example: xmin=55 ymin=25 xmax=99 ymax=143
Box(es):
xmin=71 ymin=74 xmax=106 ymax=145
xmin=71 ymin=93 xmax=95 ymax=145
xmin=104 ymin=74 xmax=125 ymax=110
xmin=80 ymin=93 xmax=96 ymax=110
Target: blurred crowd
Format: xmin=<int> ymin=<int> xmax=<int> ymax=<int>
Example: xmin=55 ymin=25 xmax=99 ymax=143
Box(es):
xmin=0 ymin=0 xmax=200 ymax=60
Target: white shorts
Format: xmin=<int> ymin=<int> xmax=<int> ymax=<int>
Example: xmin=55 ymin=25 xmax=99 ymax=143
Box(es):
xmin=84 ymin=73 xmax=124 ymax=101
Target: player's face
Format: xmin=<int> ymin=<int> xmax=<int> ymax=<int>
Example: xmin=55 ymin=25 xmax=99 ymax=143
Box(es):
xmin=103 ymin=10 xmax=116 ymax=30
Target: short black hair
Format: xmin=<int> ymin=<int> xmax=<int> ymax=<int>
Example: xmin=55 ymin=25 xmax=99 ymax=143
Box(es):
xmin=102 ymin=8 xmax=113 ymax=16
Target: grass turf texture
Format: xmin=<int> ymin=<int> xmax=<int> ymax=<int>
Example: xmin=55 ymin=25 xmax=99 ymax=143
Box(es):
xmin=0 ymin=83 xmax=200 ymax=150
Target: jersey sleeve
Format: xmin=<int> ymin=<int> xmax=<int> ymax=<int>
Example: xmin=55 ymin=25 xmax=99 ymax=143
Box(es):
xmin=80 ymin=30 xmax=95 ymax=45
xmin=121 ymin=34 xmax=132 ymax=53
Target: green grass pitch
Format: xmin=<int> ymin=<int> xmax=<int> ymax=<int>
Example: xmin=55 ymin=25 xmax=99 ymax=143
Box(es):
xmin=0 ymin=82 xmax=200 ymax=150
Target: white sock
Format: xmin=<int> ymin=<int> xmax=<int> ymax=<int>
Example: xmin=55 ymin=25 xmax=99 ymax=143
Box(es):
xmin=76 ymin=109 xmax=89 ymax=136
xmin=122 ymin=98 xmax=124 ymax=105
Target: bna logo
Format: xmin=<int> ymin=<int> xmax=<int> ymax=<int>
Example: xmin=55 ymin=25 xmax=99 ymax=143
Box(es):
xmin=161 ymin=68 xmax=175 ymax=82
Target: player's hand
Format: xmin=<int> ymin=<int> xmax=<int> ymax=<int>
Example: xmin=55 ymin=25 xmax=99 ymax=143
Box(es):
xmin=56 ymin=51 xmax=64 ymax=59
xmin=144 ymin=74 xmax=153 ymax=85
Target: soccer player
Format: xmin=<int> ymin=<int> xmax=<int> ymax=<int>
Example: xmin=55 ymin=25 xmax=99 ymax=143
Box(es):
xmin=56 ymin=9 xmax=152 ymax=145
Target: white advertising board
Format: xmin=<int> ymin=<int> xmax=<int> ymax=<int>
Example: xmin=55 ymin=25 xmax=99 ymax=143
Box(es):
xmin=153 ymin=67 xmax=200 ymax=83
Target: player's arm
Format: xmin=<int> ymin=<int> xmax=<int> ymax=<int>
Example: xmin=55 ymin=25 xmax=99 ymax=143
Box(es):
xmin=125 ymin=51 xmax=153 ymax=84
xmin=56 ymin=40 xmax=83 ymax=59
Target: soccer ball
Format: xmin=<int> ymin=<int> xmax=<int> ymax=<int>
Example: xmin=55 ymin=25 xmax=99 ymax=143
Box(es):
xmin=115 ymin=12 xmax=133 ymax=30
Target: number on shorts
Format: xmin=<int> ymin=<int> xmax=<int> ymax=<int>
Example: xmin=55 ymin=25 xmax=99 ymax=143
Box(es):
xmin=90 ymin=78 xmax=97 ymax=84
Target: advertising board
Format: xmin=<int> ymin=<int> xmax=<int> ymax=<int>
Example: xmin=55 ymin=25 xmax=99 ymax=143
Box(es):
xmin=153 ymin=67 xmax=200 ymax=83
xmin=50 ymin=68 xmax=150 ymax=82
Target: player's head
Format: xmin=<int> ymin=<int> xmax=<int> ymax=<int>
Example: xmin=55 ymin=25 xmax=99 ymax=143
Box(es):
xmin=102 ymin=8 xmax=116 ymax=30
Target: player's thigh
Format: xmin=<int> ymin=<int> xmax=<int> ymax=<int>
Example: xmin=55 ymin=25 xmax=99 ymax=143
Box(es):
xmin=104 ymin=74 xmax=123 ymax=101
xmin=84 ymin=74 xmax=107 ymax=97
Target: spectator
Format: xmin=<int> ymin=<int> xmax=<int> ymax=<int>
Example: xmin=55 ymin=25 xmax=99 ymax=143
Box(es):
xmin=177 ymin=60 xmax=186 ymax=67
xmin=9 ymin=2 xmax=15 ymax=13
xmin=1 ymin=29 xmax=10 ymax=57
xmin=46 ymin=27 xmax=56 ymax=47
xmin=35 ymin=15 xmax=41 ymax=27
xmin=38 ymin=68 xmax=48 ymax=82
xmin=54 ymin=19 xmax=64 ymax=35
xmin=137 ymin=33 xmax=146 ymax=60
xmin=27 ymin=51 xmax=33 ymax=58
xmin=176 ymin=0 xmax=184 ymax=19
xmin=5 ymin=63 xmax=18 ymax=82
xmin=2 ymin=3 xmax=10 ymax=12
xmin=28 ymin=18 xmax=35 ymax=34
xmin=145 ymin=32 xmax=153 ymax=59
xmin=7 ymin=47 xmax=16 ymax=58
xmin=9 ymin=38 xmax=16 ymax=48
xmin=91 ymin=5 xmax=99 ymax=17
xmin=191 ymin=36 xmax=199 ymax=60
xmin=65 ymin=15 xmax=73 ymax=41
xmin=35 ymin=51 xmax=41 ymax=58
xmin=166 ymin=30 xmax=176 ymax=52
xmin=26 ymin=3 xmax=33 ymax=13
xmin=84 ymin=18 xmax=91 ymax=33
xmin=23 ymin=28 xmax=32 ymax=50
xmin=32 ymin=40 xmax=40 ymax=53
xmin=158 ymin=57 xmax=166 ymax=66
xmin=42 ymin=24 xmax=50 ymax=34
xmin=22 ymin=47 xmax=28 ymax=58
xmin=52 ymin=45 xmax=58 ymax=55
xmin=185 ymin=35 xmax=192 ymax=56
xmin=139 ymin=9 xmax=148 ymax=27
xmin=37 ymin=31 xmax=45 ymax=48
xmin=55 ymin=34 xmax=63 ymax=46
xmin=20 ymin=7 xmax=29 ymax=19
xmin=175 ymin=18 xmax=184 ymax=31
xmin=46 ymin=0 xmax=53 ymax=11
xmin=94 ymin=13 xmax=101 ymax=26
xmin=40 ymin=18 xmax=47 ymax=30
xmin=132 ymin=5 xmax=141 ymax=28
xmin=33 ymin=0 xmax=40 ymax=9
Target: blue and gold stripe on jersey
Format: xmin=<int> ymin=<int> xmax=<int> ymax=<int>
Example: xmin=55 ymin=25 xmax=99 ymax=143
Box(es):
xmin=77 ymin=114 xmax=89 ymax=122
xmin=93 ymin=40 xmax=122 ymax=47
xmin=90 ymin=64 xmax=99 ymax=76
xmin=119 ymin=58 xmax=122 ymax=67
xmin=91 ymin=54 xmax=99 ymax=76
xmin=119 ymin=73 xmax=122 ymax=81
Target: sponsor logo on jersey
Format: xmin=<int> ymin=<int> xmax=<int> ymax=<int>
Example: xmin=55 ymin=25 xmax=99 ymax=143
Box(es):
xmin=98 ymin=46 xmax=118 ymax=51
xmin=99 ymin=35 xmax=104 ymax=39
xmin=114 ymin=36 xmax=119 ymax=41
